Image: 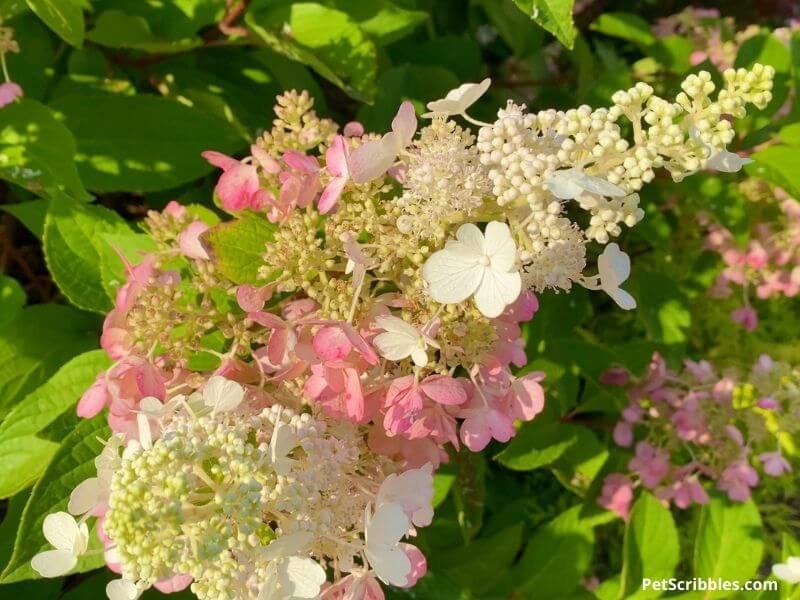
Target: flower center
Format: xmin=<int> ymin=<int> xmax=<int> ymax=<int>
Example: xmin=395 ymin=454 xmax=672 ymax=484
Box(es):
xmin=478 ymin=255 xmax=491 ymax=267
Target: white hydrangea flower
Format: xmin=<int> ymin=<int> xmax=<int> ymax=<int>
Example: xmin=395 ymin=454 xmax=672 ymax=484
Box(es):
xmin=106 ymin=578 xmax=141 ymax=600
xmin=30 ymin=512 xmax=89 ymax=577
xmin=773 ymin=556 xmax=800 ymax=584
xmin=545 ymin=167 xmax=626 ymax=200
xmin=422 ymin=221 xmax=521 ymax=318
xmin=203 ymin=375 xmax=245 ymax=414
xmin=364 ymin=502 xmax=411 ymax=587
xmin=423 ymin=78 xmax=491 ymax=119
xmin=376 ymin=463 xmax=434 ymax=527
xmin=597 ymin=243 xmax=636 ymax=310
xmin=706 ymin=150 xmax=752 ymax=173
xmin=373 ymin=315 xmax=438 ymax=367
xmin=258 ymin=533 xmax=326 ymax=600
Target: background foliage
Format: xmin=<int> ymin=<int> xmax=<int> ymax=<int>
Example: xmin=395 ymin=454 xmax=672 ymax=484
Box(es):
xmin=1 ymin=0 xmax=799 ymax=598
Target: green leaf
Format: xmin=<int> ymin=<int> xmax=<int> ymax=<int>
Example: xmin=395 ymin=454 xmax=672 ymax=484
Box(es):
xmin=49 ymin=94 xmax=244 ymax=192
xmin=620 ymin=493 xmax=680 ymax=599
xmin=512 ymin=0 xmax=576 ymax=50
xmin=748 ymin=145 xmax=800 ymax=198
xmin=5 ymin=13 xmax=58 ymax=101
xmin=480 ymin=0 xmax=544 ymax=56
xmin=436 ymin=525 xmax=524 ymax=595
xmin=590 ymin=12 xmax=654 ymax=47
xmin=0 ymin=350 xmax=111 ymax=497
xmin=204 ymin=212 xmax=277 ymax=285
xmin=551 ymin=426 xmax=609 ymax=494
xmin=246 ymin=2 xmax=378 ymax=103
xmin=87 ymin=9 xmax=202 ymax=53
xmin=0 ymin=304 xmax=97 ymax=419
xmin=693 ymin=495 xmax=764 ymax=594
xmin=25 ymin=0 xmax=84 ymax=46
xmin=0 ymin=414 xmax=109 ymax=583
xmin=331 ymin=0 xmax=427 ymax=46
xmin=451 ymin=451 xmax=486 ymax=543
xmin=0 ymin=99 xmax=91 ymax=201
xmin=0 ymin=275 xmax=25 ymax=330
xmin=43 ymin=193 xmax=133 ymax=313
xmin=494 ymin=420 xmax=578 ymax=471
xmin=779 ymin=123 xmax=800 ymax=146
xmin=514 ymin=504 xmax=596 ymax=594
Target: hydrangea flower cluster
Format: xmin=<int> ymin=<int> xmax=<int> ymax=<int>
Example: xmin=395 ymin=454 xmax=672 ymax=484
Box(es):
xmin=31 ymin=70 xmax=773 ymax=598
xmin=598 ymin=353 xmax=798 ymax=520
xmin=703 ymin=188 xmax=800 ymax=331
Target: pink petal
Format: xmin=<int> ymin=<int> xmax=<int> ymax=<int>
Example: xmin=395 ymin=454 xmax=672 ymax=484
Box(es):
xmin=318 ymin=177 xmax=346 ymax=214
xmin=201 ymin=150 xmax=238 ymax=171
xmin=216 ymin=163 xmax=259 ymax=211
xmin=313 ymin=326 xmax=353 ymax=362
xmin=177 ymin=221 xmax=210 ymax=260
xmin=508 ymin=372 xmax=545 ymax=420
xmin=250 ymin=144 xmax=281 ymax=174
xmin=399 ymin=544 xmax=427 ymax=588
xmin=0 ymin=82 xmax=23 ymax=107
xmin=236 ymin=284 xmax=274 ymax=312
xmin=349 ymin=133 xmax=399 ymax=183
xmin=154 ymin=574 xmax=193 ymax=593
xmin=343 ymin=367 xmax=365 ymax=422
xmin=248 ymin=311 xmax=286 ymax=329
xmin=77 ymin=375 xmax=109 ymax=418
xmin=460 ymin=415 xmax=492 ymax=451
xmin=283 ymin=150 xmax=320 ymax=173
xmin=392 ymin=101 xmax=417 ymax=147
xmin=325 ymin=135 xmax=349 ymax=178
xmin=420 ymin=375 xmax=467 ymax=405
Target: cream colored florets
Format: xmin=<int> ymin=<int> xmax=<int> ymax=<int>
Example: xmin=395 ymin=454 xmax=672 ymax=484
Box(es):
xmin=104 ymin=406 xmax=386 ymax=600
xmin=395 ymin=117 xmax=490 ymax=241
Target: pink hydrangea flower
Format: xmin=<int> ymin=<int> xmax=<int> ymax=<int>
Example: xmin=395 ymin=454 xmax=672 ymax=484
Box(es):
xmin=597 ymin=473 xmax=634 ymax=520
xmin=759 ymin=451 xmax=791 ymax=476
xmin=718 ymin=460 xmax=759 ymax=501
xmin=0 ymin=81 xmax=23 ymax=107
xmin=628 ymin=442 xmax=670 ymax=488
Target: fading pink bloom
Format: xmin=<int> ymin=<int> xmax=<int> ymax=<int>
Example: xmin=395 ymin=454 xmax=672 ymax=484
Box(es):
xmin=105 ymin=357 xmax=167 ymax=437
xmin=759 ymin=451 xmax=791 ymax=476
xmin=236 ymin=284 xmax=274 ymax=312
xmin=321 ymin=572 xmax=384 ymax=600
xmin=657 ymin=475 xmax=709 ymax=509
xmin=718 ymin=460 xmax=759 ymax=501
xmin=684 ymin=359 xmax=715 ymax=383
xmin=153 ymin=574 xmax=193 ymax=594
xmin=383 ymin=375 xmax=466 ymax=435
xmin=506 ymin=371 xmax=545 ymax=421
xmin=318 ymin=135 xmax=349 ymax=214
xmin=600 ymin=366 xmax=629 ymax=387
xmin=456 ymin=387 xmax=515 ymax=452
xmin=202 ymin=151 xmax=260 ymax=211
xmin=349 ymin=101 xmax=416 ymax=183
xmin=367 ymin=425 xmax=447 ymax=469
xmin=78 ymin=374 xmax=110 ymax=418
xmin=177 ymin=221 xmax=209 ymax=260
xmin=399 ymin=544 xmax=427 ymax=588
xmin=730 ymin=306 xmax=758 ymax=331
xmin=0 ymin=82 xmax=23 ymax=107
xmin=597 ymin=473 xmax=634 ymax=520
xmin=629 ymin=442 xmax=670 ymax=488
xmin=343 ymin=121 xmax=365 ymax=138
xmin=613 ymin=421 xmax=633 ymax=447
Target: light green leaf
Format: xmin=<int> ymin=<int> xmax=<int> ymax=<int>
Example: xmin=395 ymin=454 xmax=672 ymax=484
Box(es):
xmin=779 ymin=123 xmax=800 ymax=146
xmin=0 ymin=275 xmax=25 ymax=330
xmin=514 ymin=504 xmax=596 ymax=594
xmin=331 ymin=0 xmax=427 ymax=46
xmin=246 ymin=2 xmax=378 ymax=103
xmin=49 ymin=94 xmax=244 ymax=192
xmin=25 ymin=0 xmax=84 ymax=46
xmin=0 ymin=414 xmax=109 ymax=583
xmin=479 ymin=0 xmax=544 ymax=56
xmin=494 ymin=420 xmax=578 ymax=471
xmin=0 ymin=99 xmax=90 ymax=201
xmin=0 ymin=304 xmax=97 ymax=419
xmin=87 ymin=10 xmax=202 ymax=53
xmin=590 ymin=12 xmax=655 ymax=47
xmin=0 ymin=350 xmax=110 ymax=499
xmin=620 ymin=493 xmax=680 ymax=599
xmin=512 ymin=0 xmax=576 ymax=50
xmin=693 ymin=495 xmax=764 ymax=595
xmin=748 ymin=145 xmax=800 ymax=198
xmin=43 ymin=193 xmax=133 ymax=313
xmin=204 ymin=211 xmax=277 ymax=285
xmin=551 ymin=426 xmax=609 ymax=494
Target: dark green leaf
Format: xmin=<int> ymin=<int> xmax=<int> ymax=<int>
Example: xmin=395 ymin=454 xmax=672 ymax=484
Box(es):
xmin=50 ymin=94 xmax=244 ymax=192
xmin=24 ymin=0 xmax=84 ymax=46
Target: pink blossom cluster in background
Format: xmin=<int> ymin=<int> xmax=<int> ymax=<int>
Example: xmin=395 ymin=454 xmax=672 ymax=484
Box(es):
xmin=702 ymin=192 xmax=800 ymax=331
xmin=597 ymin=353 xmax=796 ymax=520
